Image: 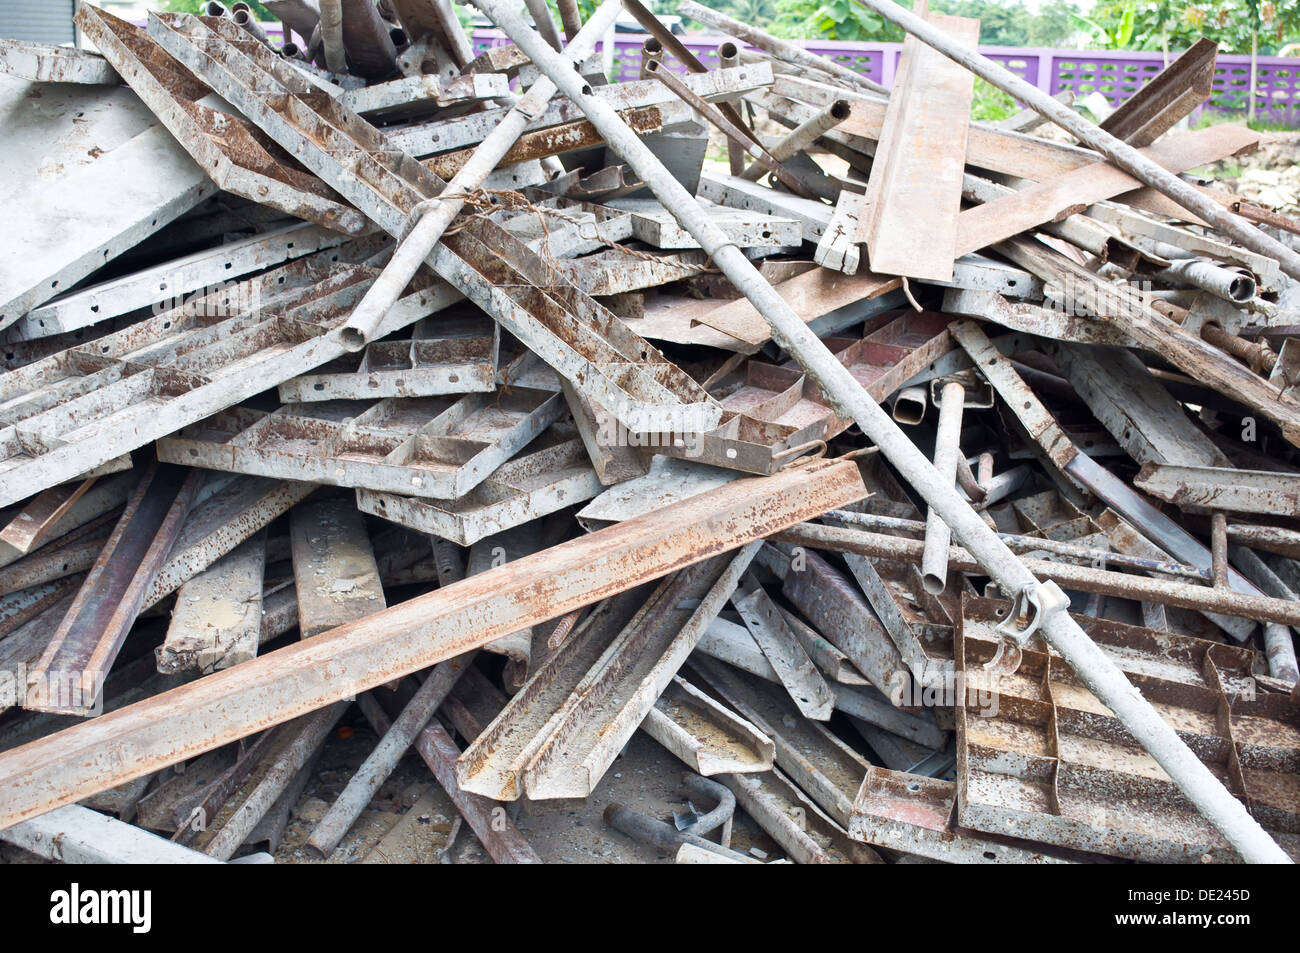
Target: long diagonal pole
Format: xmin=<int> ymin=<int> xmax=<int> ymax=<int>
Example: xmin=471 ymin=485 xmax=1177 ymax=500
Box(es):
xmin=469 ymin=0 xmax=1289 ymax=863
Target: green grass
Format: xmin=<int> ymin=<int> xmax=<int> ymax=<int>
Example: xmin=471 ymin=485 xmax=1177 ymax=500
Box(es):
xmin=1192 ymin=110 xmax=1297 ymax=133
xmin=970 ymin=77 xmax=1020 ymax=122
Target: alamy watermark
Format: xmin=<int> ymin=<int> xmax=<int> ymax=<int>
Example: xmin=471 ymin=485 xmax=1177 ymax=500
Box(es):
xmin=50 ymin=884 xmax=151 ymax=933
xmin=887 ymin=669 xmax=1001 ymax=718
xmin=0 ymin=664 xmax=105 ymax=716
xmin=593 ymin=404 xmax=713 ymax=458
xmin=151 ymin=275 xmax=262 ymax=321
xmin=1044 ymin=277 xmax=1155 ymax=318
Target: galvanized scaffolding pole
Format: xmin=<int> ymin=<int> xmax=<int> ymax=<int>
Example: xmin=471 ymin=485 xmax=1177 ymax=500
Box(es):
xmin=473 ymin=0 xmax=1289 ymax=863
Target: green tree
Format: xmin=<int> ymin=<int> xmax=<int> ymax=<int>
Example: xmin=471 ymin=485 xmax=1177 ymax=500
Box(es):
xmin=1073 ymin=1 xmax=1139 ymax=48
xmin=1085 ymin=1 xmax=1300 ymax=120
xmin=931 ymin=0 xmax=1033 ymax=46
xmin=759 ymin=0 xmax=1082 ymax=46
xmin=1026 ymin=0 xmax=1082 ymax=47
xmin=716 ymin=0 xmax=784 ymax=30
xmin=1086 ymin=1 xmax=1300 ymax=55
xmin=160 ymin=0 xmax=274 ymax=19
xmin=766 ymin=0 xmax=906 ymax=42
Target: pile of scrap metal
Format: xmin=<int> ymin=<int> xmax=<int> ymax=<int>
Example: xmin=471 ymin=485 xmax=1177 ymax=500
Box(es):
xmin=0 ymin=0 xmax=1298 ymax=866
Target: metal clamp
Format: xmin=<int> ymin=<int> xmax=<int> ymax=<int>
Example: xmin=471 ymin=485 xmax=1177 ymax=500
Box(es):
xmin=996 ymin=579 xmax=1069 ymax=645
xmin=983 ymin=579 xmax=1069 ymax=675
xmin=400 ymin=197 xmax=444 ymax=240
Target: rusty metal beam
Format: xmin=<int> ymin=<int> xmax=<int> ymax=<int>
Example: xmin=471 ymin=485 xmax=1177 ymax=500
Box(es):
xmin=0 ymin=458 xmax=865 ymax=829
xmin=858 ymin=0 xmax=1300 ymax=281
xmin=955 ymin=126 xmax=1259 ymax=261
xmin=158 ymin=532 xmax=266 ymax=675
xmin=857 ymin=4 xmax=977 ymax=282
xmin=290 ymin=498 xmax=385 ymax=639
xmin=1100 ymin=39 xmax=1218 ymax=147
xmin=1135 ymin=464 xmax=1300 ymax=517
xmin=25 ymin=465 xmax=200 ymax=716
xmin=641 ymin=676 xmax=774 ymax=777
xmin=1002 ymin=236 xmax=1300 ymax=449
xmin=78 ymin=7 xmax=364 ymax=235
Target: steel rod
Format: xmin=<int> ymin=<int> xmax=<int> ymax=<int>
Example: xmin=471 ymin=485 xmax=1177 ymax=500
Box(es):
xmin=475 ymin=0 xmax=1289 ymax=863
xmin=825 ymin=510 xmax=1212 ymax=581
xmin=853 ymin=0 xmax=1300 ymax=282
xmin=1212 ymin=511 xmax=1230 ymax=589
xmin=775 ymin=522 xmax=1300 ymax=627
xmin=306 ymin=651 xmax=478 ymax=857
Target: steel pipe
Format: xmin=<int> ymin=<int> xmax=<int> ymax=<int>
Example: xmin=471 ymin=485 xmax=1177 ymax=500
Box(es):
xmin=639 ymin=37 xmax=662 ymax=80
xmin=475 ymin=0 xmax=1290 ymax=863
xmin=922 ymin=380 xmax=965 ymax=594
xmin=263 ymin=0 xmax=321 ymax=46
xmin=825 ymin=509 xmax=1212 ymax=581
xmin=337 ymin=0 xmax=624 ymax=351
xmin=971 ymin=464 xmax=1029 ymax=509
xmin=1160 ymin=258 xmax=1257 ymax=304
xmin=719 ymin=42 xmax=745 ymax=176
xmin=678 ymin=1 xmax=887 ymax=96
xmin=891 ymin=385 xmax=927 ymax=424
xmin=853 ymin=0 xmax=1300 ymax=283
xmin=1229 ymin=545 xmax=1300 ymax=684
xmin=340 ymin=0 xmax=399 ymax=78
xmin=740 ymin=99 xmax=850 ymax=182
xmin=556 ymin=0 xmax=581 ymax=40
xmin=522 ymin=0 xmax=563 ymax=51
xmin=622 ymin=0 xmax=765 ymax=159
xmin=955 ymin=455 xmax=986 ymax=502
xmin=232 ymin=3 xmax=272 ymax=45
xmin=318 ymin=0 xmax=345 ymax=71
xmin=644 ymin=59 xmax=812 ymax=199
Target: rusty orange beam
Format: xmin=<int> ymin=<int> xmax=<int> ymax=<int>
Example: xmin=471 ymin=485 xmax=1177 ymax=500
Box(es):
xmin=0 ymin=458 xmax=866 ymax=830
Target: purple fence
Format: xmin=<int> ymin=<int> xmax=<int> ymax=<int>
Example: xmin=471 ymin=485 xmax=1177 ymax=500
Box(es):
xmin=471 ymin=29 xmax=1300 ymax=125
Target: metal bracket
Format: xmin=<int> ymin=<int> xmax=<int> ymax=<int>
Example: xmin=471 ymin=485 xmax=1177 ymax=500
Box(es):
xmin=984 ymin=579 xmax=1069 ymax=674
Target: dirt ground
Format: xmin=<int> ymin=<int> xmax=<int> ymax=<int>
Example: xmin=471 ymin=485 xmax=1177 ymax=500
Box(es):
xmin=271 ymin=724 xmax=781 ymax=865
xmin=1203 ymin=131 xmax=1300 ymax=215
